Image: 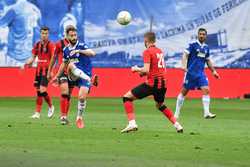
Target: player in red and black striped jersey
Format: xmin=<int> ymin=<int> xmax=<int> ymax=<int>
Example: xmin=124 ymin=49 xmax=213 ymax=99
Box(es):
xmin=121 ymin=32 xmax=183 ymax=133
xmin=24 ymin=26 xmax=55 ymax=119
xmin=47 ymin=26 xmax=72 ymax=125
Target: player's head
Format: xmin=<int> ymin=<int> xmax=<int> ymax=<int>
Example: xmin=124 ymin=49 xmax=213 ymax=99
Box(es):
xmin=64 ymin=25 xmax=76 ymax=39
xmin=66 ymin=26 xmax=78 ymax=45
xmin=144 ymin=32 xmax=156 ymax=48
xmin=198 ymin=28 xmax=207 ymax=43
xmin=40 ymin=26 xmax=49 ymax=41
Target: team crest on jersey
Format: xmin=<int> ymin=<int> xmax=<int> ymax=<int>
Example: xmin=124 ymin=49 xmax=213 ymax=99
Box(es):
xmin=196 ymin=49 xmax=206 ymax=58
xmin=43 ymin=47 xmax=47 ymax=53
xmin=197 ymin=52 xmax=206 ymax=58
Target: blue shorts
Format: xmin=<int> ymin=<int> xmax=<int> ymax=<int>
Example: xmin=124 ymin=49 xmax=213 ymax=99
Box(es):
xmin=183 ymin=73 xmax=208 ymax=90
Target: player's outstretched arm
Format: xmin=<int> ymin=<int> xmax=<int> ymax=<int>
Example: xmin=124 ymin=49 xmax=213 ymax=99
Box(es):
xmin=131 ymin=63 xmax=150 ymax=75
xmin=79 ymin=49 xmax=96 ymax=57
xmin=206 ymin=59 xmax=220 ymax=79
xmin=181 ymin=52 xmax=188 ymax=72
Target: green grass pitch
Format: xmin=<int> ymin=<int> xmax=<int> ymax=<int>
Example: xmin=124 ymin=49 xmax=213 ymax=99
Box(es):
xmin=0 ymin=97 xmax=249 ymax=167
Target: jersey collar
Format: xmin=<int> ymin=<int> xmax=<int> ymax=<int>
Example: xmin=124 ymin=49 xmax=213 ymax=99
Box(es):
xmin=148 ymin=44 xmax=156 ymax=48
xmin=196 ymin=40 xmax=207 ymax=47
xmin=69 ymin=40 xmax=79 ymax=50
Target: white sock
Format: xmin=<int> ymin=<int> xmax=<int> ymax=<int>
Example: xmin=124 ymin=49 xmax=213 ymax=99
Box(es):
xmin=202 ymin=95 xmax=210 ymax=116
xmin=71 ymin=66 xmax=91 ymax=82
xmin=175 ymin=93 xmax=185 ymax=118
xmin=77 ymin=100 xmax=86 ymax=118
xmin=129 ymin=120 xmax=137 ymax=126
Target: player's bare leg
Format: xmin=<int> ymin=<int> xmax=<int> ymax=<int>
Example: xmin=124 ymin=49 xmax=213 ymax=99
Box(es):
xmin=59 ymin=82 xmax=70 ymax=125
xmin=76 ymin=86 xmax=88 ymax=128
xmin=201 ymin=86 xmax=216 ymax=119
xmin=121 ymin=91 xmax=138 ymax=133
xmin=156 ymin=102 xmax=183 ymax=133
xmin=67 ymin=62 xmax=91 ymax=82
xmin=174 ymin=88 xmax=189 ymax=119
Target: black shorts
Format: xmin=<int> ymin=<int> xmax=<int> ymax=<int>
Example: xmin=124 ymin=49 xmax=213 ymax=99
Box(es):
xmin=34 ymin=69 xmax=48 ymax=88
xmin=131 ymin=83 xmax=166 ymax=103
xmin=58 ymin=72 xmax=77 ymax=88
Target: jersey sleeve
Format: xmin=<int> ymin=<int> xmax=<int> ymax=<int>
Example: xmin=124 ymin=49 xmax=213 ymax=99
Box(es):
xmin=63 ymin=48 xmax=69 ymax=63
xmin=0 ymin=9 xmax=15 ymax=26
xmin=32 ymin=42 xmax=39 ymax=56
xmin=184 ymin=43 xmax=192 ymax=55
xmin=80 ymin=43 xmax=89 ymax=50
xmin=205 ymin=47 xmax=210 ymax=60
xmin=143 ymin=50 xmax=151 ymax=63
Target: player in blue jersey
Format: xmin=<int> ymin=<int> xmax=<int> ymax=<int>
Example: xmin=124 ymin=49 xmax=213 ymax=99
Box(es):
xmin=0 ymin=0 xmax=41 ymax=66
xmin=54 ymin=26 xmax=96 ymax=128
xmin=174 ymin=28 xmax=220 ymax=119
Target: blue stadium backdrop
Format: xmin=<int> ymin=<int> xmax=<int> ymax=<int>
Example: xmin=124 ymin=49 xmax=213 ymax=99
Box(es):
xmin=0 ymin=0 xmax=249 ymax=68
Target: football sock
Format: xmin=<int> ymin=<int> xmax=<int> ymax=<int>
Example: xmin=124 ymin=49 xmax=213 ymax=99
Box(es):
xmin=36 ymin=91 xmax=43 ymax=113
xmin=41 ymin=92 xmax=52 ymax=108
xmin=123 ymin=97 xmax=135 ymax=121
xmin=77 ymin=99 xmax=86 ymax=118
xmin=202 ymin=95 xmax=210 ymax=115
xmin=175 ymin=93 xmax=185 ymax=118
xmin=60 ymin=94 xmax=69 ymax=117
xmin=66 ymin=95 xmax=71 ymax=116
xmin=159 ymin=105 xmax=176 ymax=124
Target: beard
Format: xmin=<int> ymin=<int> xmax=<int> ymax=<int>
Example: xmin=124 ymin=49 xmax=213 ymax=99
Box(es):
xmin=198 ymin=37 xmax=206 ymax=43
xmin=69 ymin=39 xmax=77 ymax=45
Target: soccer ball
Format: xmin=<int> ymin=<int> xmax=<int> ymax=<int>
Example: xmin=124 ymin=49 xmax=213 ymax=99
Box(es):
xmin=117 ymin=11 xmax=132 ymax=25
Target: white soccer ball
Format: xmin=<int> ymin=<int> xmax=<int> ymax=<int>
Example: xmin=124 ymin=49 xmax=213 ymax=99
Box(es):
xmin=117 ymin=11 xmax=132 ymax=25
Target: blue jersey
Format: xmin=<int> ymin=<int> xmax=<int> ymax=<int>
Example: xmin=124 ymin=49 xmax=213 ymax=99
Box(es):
xmin=0 ymin=0 xmax=41 ymax=62
xmin=184 ymin=40 xmax=210 ymax=77
xmin=63 ymin=41 xmax=92 ymax=77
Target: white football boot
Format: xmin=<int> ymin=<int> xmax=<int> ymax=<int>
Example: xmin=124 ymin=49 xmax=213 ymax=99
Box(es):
xmin=31 ymin=112 xmax=40 ymax=119
xmin=48 ymin=105 xmax=55 ymax=118
xmin=204 ymin=112 xmax=216 ymax=119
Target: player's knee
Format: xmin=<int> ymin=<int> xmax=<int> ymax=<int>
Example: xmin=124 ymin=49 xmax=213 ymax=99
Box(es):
xmin=60 ymin=88 xmax=69 ymax=95
xmin=78 ymin=95 xmax=86 ymax=101
xmin=122 ymin=97 xmax=133 ymax=103
xmin=202 ymin=88 xmax=210 ymax=95
xmin=37 ymin=91 xmax=42 ymax=97
xmin=79 ymin=97 xmax=86 ymax=103
xmin=39 ymin=92 xmax=48 ymax=97
xmin=61 ymin=94 xmax=70 ymax=100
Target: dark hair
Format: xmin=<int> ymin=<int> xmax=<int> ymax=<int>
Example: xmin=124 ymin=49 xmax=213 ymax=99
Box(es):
xmin=66 ymin=25 xmax=77 ymax=35
xmin=40 ymin=26 xmax=49 ymax=32
xmin=198 ymin=28 xmax=207 ymax=34
xmin=144 ymin=32 xmax=156 ymax=43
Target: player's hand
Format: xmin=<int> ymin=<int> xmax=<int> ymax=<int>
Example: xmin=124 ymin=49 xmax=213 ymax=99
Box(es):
xmin=212 ymin=70 xmax=220 ymax=79
xmin=19 ymin=63 xmax=26 ymax=70
xmin=47 ymin=72 xmax=53 ymax=81
xmin=182 ymin=67 xmax=188 ymax=72
xmin=131 ymin=65 xmax=139 ymax=73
